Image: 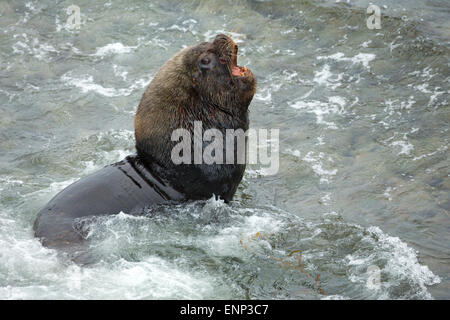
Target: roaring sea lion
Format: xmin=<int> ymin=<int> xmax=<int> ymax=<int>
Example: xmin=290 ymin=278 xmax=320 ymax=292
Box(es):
xmin=33 ymin=34 xmax=256 ymax=251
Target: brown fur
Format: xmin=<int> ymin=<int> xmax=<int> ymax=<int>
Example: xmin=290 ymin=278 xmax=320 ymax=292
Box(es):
xmin=134 ymin=34 xmax=256 ymax=201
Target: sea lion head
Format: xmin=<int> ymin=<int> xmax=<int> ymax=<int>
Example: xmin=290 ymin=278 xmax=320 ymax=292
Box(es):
xmin=189 ymin=34 xmax=256 ymax=108
xmin=135 ymin=34 xmax=256 ymax=142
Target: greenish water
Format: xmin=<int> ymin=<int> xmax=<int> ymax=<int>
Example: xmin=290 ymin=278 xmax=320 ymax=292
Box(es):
xmin=0 ymin=0 xmax=448 ymax=299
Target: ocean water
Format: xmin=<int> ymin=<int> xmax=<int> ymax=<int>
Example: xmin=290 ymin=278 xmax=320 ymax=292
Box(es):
xmin=0 ymin=0 xmax=448 ymax=299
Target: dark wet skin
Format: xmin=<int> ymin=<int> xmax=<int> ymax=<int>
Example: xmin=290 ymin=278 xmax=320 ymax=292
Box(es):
xmin=33 ymin=155 xmax=184 ymax=260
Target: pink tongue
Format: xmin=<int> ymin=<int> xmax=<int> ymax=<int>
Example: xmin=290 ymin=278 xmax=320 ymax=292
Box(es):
xmin=232 ymin=66 xmax=241 ymax=76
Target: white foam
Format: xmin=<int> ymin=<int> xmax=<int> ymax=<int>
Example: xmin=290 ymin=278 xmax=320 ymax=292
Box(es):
xmin=60 ymin=73 xmax=150 ymax=97
xmin=316 ymin=136 xmax=325 ymax=145
xmin=368 ymin=226 xmax=441 ymax=297
xmin=112 ymin=64 xmax=128 ymax=81
xmin=254 ymin=70 xmax=298 ymax=103
xmin=289 ymin=96 xmax=346 ymax=129
xmin=383 ymin=186 xmax=395 ymax=201
xmin=408 ymin=66 xmax=437 ymax=81
xmin=361 ymin=40 xmax=372 ymax=48
xmin=428 ymin=87 xmax=445 ymax=107
xmin=303 ymin=151 xmax=338 ymax=184
xmin=48 ymin=178 xmax=78 ymax=193
xmin=0 ymin=197 xmax=441 ymax=299
xmin=12 ymin=37 xmax=58 ymax=61
xmin=92 ymin=43 xmax=136 ymax=57
xmin=321 ymin=294 xmax=349 ymax=300
xmin=344 ymin=225 xmax=441 ymax=299
xmin=254 ymin=87 xmax=272 ymax=102
xmin=380 ymin=97 xmax=416 ymax=129
xmin=313 ymin=64 xmax=343 ymax=89
xmin=321 ymin=193 xmax=332 ymax=205
xmin=389 ymin=36 xmax=403 ymax=54
xmin=390 ymin=140 xmax=414 ymax=156
xmin=413 ymin=145 xmax=448 ymax=161
xmin=207 ymin=211 xmax=285 ymax=257
xmin=0 ymin=240 xmax=218 ymax=299
xmin=285 ymin=148 xmax=301 ymax=157
xmin=317 ymin=52 xmax=376 ymax=69
xmin=0 ymin=177 xmax=24 ymax=192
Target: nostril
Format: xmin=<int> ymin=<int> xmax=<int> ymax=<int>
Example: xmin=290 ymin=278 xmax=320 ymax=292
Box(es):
xmin=201 ymin=57 xmax=210 ymax=65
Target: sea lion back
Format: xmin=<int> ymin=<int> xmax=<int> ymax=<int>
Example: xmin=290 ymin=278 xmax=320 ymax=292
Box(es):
xmin=33 ymin=156 xmax=182 ymax=249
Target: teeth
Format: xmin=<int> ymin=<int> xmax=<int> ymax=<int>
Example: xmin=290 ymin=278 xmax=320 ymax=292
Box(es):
xmin=232 ymin=65 xmax=248 ymax=77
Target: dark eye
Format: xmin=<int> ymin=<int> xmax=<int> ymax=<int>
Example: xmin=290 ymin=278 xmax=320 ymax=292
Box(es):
xmin=218 ymin=57 xmax=227 ymax=64
xmin=199 ymin=56 xmax=214 ymax=70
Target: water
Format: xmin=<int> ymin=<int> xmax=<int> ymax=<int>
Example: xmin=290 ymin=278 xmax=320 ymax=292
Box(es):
xmin=0 ymin=0 xmax=448 ymax=299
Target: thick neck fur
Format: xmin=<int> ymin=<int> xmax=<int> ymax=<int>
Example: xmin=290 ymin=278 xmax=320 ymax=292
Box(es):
xmin=134 ymin=42 xmax=256 ymax=201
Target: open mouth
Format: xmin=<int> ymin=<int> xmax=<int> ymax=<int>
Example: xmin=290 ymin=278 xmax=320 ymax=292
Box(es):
xmin=230 ymin=44 xmax=248 ymax=78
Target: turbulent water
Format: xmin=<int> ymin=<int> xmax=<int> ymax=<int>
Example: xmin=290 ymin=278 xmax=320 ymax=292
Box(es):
xmin=0 ymin=0 xmax=449 ymax=299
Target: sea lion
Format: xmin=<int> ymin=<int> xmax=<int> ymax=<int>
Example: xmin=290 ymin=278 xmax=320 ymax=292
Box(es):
xmin=33 ymin=34 xmax=256 ymax=252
